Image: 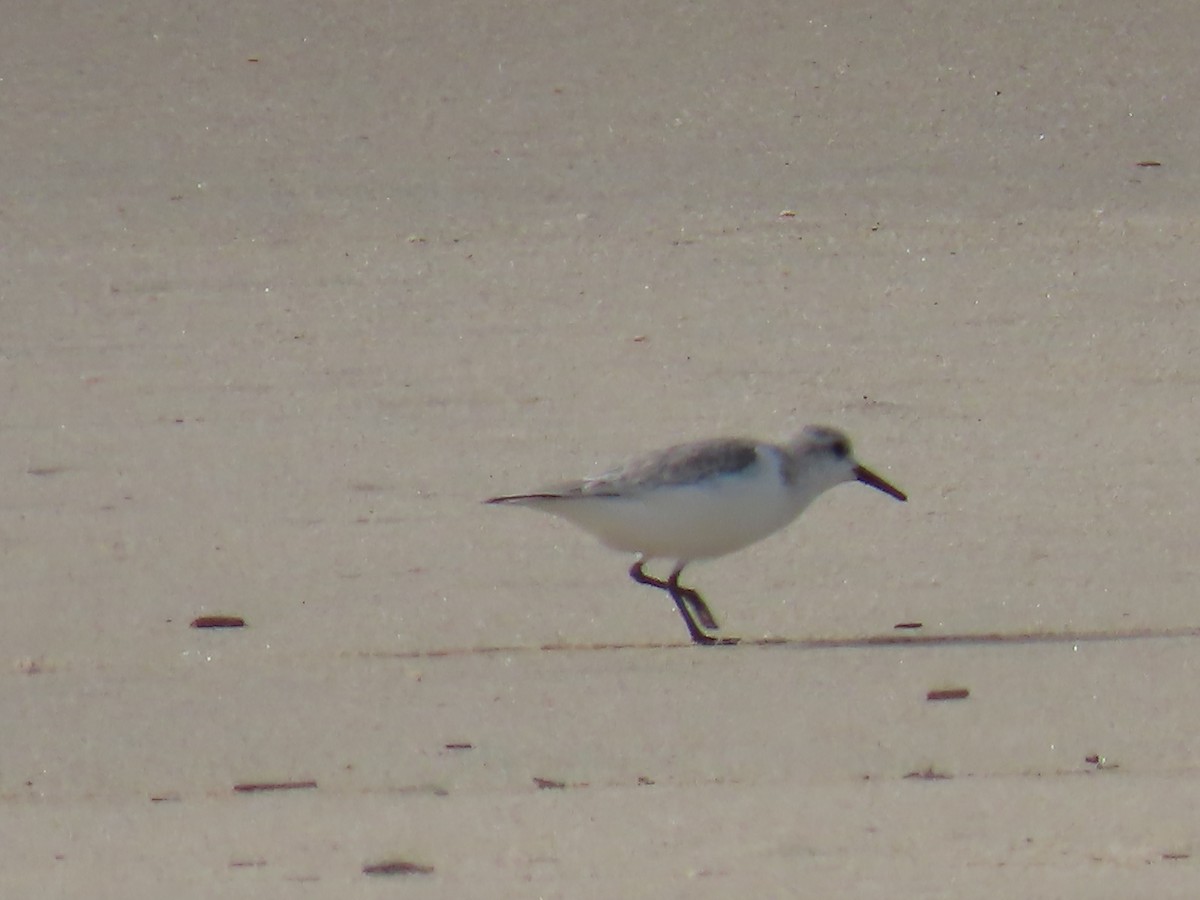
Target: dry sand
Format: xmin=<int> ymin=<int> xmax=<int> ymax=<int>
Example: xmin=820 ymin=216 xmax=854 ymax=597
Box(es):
xmin=3 ymin=0 xmax=1200 ymax=895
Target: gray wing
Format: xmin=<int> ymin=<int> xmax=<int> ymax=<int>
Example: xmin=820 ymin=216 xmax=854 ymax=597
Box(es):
xmin=486 ymin=437 xmax=761 ymax=504
xmin=576 ymin=437 xmax=760 ymax=496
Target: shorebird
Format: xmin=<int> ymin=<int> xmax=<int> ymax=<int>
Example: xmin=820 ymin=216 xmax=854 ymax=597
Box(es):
xmin=486 ymin=425 xmax=906 ymax=645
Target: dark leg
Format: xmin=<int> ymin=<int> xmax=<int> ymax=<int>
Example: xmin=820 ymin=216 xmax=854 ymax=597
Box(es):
xmin=666 ymin=565 xmax=720 ymax=631
xmin=629 ymin=560 xmax=670 ymax=591
xmin=668 ymin=565 xmax=737 ymax=646
xmin=628 ymin=561 xmax=736 ymax=646
xmin=627 ymin=561 xmax=719 ymax=629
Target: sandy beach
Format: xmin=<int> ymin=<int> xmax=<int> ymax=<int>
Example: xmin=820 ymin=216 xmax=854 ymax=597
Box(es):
xmin=4 ymin=0 xmax=1200 ymax=895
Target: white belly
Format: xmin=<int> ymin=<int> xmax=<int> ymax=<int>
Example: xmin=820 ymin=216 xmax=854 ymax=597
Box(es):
xmin=538 ymin=456 xmax=810 ymax=561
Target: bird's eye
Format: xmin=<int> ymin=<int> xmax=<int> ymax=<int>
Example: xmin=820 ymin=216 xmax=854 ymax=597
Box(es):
xmin=831 ymin=439 xmax=849 ymax=458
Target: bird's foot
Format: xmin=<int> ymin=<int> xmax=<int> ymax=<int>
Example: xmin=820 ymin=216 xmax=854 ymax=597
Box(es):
xmin=691 ymin=632 xmax=740 ymax=647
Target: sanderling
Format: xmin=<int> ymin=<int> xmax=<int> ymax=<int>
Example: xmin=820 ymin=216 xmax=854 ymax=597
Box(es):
xmin=487 ymin=425 xmax=906 ymax=645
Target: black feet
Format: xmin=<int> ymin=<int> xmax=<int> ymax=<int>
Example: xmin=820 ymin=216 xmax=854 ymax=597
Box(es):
xmin=628 ymin=561 xmax=738 ymax=646
xmin=678 ymin=618 xmax=740 ymax=647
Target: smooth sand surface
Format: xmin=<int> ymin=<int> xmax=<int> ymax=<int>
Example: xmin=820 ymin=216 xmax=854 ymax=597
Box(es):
xmin=4 ymin=0 xmax=1200 ymax=895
